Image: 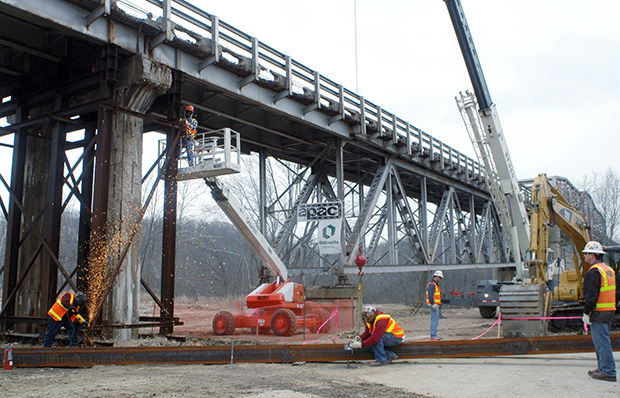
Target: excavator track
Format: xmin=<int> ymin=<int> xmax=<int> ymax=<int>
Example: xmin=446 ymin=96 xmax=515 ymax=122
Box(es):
xmin=548 ymin=304 xmax=586 ymax=332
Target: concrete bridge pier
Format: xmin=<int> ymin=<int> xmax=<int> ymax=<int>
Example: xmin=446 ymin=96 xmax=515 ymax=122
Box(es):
xmin=100 ymin=54 xmax=171 ymax=341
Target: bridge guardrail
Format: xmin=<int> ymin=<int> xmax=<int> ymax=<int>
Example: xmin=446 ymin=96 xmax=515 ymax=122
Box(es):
xmin=115 ymin=0 xmax=483 ymax=182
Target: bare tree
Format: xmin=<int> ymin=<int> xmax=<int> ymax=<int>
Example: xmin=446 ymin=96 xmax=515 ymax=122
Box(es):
xmin=579 ymin=167 xmax=620 ymax=243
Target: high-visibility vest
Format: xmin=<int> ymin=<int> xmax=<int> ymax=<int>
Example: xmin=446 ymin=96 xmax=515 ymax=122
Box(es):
xmin=180 ymin=118 xmax=197 ymax=137
xmin=590 ymin=262 xmax=616 ymax=312
xmin=366 ymin=314 xmax=404 ymax=337
xmin=48 ymin=293 xmax=78 ymax=322
xmin=426 ymin=281 xmax=441 ymax=305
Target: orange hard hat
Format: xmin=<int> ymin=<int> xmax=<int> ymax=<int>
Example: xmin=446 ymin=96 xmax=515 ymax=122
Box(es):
xmin=185 ymin=105 xmax=194 ymax=112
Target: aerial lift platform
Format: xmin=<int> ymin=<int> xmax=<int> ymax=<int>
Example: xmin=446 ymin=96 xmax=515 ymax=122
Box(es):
xmin=170 ymin=128 xmax=335 ymax=336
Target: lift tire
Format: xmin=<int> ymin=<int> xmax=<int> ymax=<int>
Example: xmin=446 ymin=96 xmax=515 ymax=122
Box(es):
xmin=309 ymin=308 xmax=333 ymax=334
xmin=479 ymin=306 xmax=497 ymax=319
xmin=271 ymin=309 xmax=298 ymax=336
xmin=212 ymin=311 xmax=236 ymax=335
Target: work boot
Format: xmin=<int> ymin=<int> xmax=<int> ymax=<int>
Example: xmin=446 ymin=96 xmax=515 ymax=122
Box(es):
xmin=590 ymin=371 xmax=616 ymax=382
xmin=387 ymin=353 xmax=398 ymax=364
xmin=587 ymin=369 xmax=599 ymax=376
xmin=370 ymin=360 xmax=388 ymax=366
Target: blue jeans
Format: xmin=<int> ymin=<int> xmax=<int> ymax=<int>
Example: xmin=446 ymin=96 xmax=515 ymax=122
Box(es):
xmin=429 ymin=305 xmax=440 ymax=338
xmin=590 ymin=321 xmax=616 ymax=377
xmin=365 ymin=332 xmax=402 ymax=363
xmin=182 ymin=137 xmax=195 ymax=166
xmin=44 ymin=315 xmax=78 ymax=347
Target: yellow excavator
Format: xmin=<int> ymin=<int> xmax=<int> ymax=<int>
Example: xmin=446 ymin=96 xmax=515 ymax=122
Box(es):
xmin=499 ymin=174 xmax=591 ymax=336
xmin=527 ymin=174 xmax=590 ymax=299
xmin=505 ymin=174 xmax=620 ymax=334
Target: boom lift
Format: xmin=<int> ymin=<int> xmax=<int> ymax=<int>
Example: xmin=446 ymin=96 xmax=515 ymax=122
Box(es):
xmin=173 ymin=128 xmax=334 ymax=336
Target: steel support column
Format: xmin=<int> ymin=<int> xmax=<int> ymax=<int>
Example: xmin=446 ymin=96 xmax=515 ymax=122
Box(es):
xmin=160 ymin=69 xmax=182 ymax=335
xmin=1 ymin=106 xmax=26 ymax=332
xmin=335 ymin=138 xmax=346 ymax=282
xmin=40 ymin=96 xmax=69 ymax=314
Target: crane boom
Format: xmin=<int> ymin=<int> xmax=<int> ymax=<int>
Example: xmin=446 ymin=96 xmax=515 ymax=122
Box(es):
xmin=445 ymin=0 xmax=530 ymax=277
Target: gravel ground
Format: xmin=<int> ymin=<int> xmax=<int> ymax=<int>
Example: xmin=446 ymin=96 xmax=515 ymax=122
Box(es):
xmin=2 ymin=304 xmax=617 ymax=397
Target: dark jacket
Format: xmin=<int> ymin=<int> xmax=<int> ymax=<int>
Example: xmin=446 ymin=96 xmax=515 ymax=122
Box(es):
xmin=583 ymin=262 xmax=615 ymax=323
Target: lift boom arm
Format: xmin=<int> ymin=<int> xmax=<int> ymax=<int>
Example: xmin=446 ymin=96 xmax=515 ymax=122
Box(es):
xmin=205 ymin=177 xmax=288 ymax=280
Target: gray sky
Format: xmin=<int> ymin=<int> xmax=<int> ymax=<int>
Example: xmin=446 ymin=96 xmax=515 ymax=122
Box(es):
xmin=198 ymin=0 xmax=620 ymax=183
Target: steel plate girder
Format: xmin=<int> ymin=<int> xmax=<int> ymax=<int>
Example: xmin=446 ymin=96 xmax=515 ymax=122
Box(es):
xmin=12 ymin=334 xmax=620 ymax=368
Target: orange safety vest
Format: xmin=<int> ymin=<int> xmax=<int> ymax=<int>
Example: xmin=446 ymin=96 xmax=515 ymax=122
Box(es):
xmin=426 ymin=281 xmax=441 ymax=305
xmin=366 ymin=314 xmax=404 ymax=337
xmin=48 ymin=292 xmax=78 ymax=322
xmin=590 ymin=263 xmax=616 ymax=312
xmin=180 ymin=118 xmax=197 ymax=137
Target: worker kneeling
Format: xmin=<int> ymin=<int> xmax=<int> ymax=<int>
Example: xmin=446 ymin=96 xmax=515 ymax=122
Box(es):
xmin=349 ymin=305 xmax=405 ymax=366
xmin=44 ymin=291 xmax=88 ymax=348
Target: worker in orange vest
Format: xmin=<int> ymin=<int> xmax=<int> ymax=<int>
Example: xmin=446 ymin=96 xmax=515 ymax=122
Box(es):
xmin=349 ymin=305 xmax=405 ymax=366
xmin=44 ymin=291 xmax=88 ymax=347
xmin=180 ymin=105 xmax=198 ymax=166
xmin=427 ymin=270 xmax=443 ymax=340
xmin=581 ymin=241 xmax=617 ymax=382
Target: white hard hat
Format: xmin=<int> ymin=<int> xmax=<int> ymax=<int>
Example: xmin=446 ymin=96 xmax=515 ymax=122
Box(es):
xmin=361 ymin=305 xmax=376 ymax=318
xmin=433 ymin=270 xmax=444 ymax=278
xmin=583 ymin=241 xmax=605 ymax=255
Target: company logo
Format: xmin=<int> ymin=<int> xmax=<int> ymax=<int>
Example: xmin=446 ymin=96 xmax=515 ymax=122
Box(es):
xmin=322 ymin=224 xmax=336 ymax=239
xmin=298 ymin=202 xmax=342 ymax=221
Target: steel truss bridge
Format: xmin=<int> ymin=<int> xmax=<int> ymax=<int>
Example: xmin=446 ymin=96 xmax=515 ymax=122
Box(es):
xmin=0 ymin=0 xmax=606 ymax=335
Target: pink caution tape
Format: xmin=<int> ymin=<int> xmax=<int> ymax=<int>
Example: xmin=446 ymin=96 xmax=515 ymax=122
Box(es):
xmin=316 ymin=307 xmax=338 ymax=334
xmin=469 ymin=313 xmax=502 ymax=340
xmin=502 ymin=316 xmax=581 ymax=320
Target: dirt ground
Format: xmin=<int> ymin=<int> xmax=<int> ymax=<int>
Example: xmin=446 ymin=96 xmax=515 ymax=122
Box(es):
xmin=2 ymin=304 xmax=618 ymax=397
xmin=167 ymin=302 xmax=500 ymax=344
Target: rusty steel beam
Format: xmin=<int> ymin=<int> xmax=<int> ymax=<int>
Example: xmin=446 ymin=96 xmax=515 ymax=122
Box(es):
xmin=13 ymin=334 xmax=620 ymax=368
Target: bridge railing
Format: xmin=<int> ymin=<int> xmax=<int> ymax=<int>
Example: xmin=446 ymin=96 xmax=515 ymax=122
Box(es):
xmin=117 ymin=0 xmax=483 ymax=181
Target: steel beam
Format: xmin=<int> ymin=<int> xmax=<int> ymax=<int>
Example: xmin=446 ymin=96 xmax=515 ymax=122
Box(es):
xmin=12 ymin=334 xmax=620 ymax=368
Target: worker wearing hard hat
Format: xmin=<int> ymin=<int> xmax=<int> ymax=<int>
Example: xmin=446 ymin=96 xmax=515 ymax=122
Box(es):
xmin=349 ymin=305 xmax=405 ymax=366
xmin=581 ymin=241 xmax=617 ymax=382
xmin=44 ymin=291 xmax=88 ymax=347
xmin=180 ymin=104 xmax=198 ymax=166
xmin=427 ymin=270 xmax=444 ymax=341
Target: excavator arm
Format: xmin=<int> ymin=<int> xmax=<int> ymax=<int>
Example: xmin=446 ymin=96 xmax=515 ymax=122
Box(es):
xmin=527 ymin=174 xmax=590 ymax=285
xmin=527 ymin=173 xmax=593 ymax=304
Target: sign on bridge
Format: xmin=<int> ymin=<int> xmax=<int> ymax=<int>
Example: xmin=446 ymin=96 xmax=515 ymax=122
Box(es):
xmin=298 ymin=202 xmax=342 ymax=222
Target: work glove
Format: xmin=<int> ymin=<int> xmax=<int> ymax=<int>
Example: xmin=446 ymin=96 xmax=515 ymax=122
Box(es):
xmin=582 ymin=313 xmax=591 ymax=325
xmin=76 ymin=314 xmax=86 ymax=324
xmin=431 ymin=304 xmax=438 ymax=311
xmin=352 ymin=335 xmax=362 ymax=343
xmin=349 ymin=341 xmax=362 ymax=349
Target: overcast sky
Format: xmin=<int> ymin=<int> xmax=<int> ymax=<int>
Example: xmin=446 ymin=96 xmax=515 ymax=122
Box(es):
xmin=195 ymin=0 xmax=620 ymax=184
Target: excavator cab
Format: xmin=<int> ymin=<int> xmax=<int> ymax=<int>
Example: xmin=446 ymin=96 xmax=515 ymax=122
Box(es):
xmin=603 ymin=246 xmax=620 ymax=305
